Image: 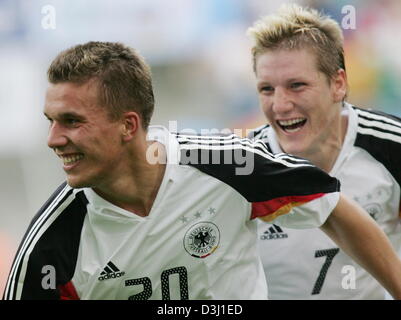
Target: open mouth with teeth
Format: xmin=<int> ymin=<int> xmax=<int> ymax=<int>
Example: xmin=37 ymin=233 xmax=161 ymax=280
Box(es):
xmin=60 ymin=154 xmax=84 ymax=167
xmin=277 ymin=118 xmax=307 ymax=133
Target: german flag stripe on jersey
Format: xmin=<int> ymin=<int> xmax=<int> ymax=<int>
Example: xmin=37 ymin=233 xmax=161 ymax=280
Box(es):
xmin=252 ymin=193 xmax=325 ymax=221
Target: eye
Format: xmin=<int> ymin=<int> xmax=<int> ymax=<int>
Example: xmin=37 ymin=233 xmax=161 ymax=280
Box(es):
xmin=290 ymin=82 xmax=306 ymax=90
xmin=259 ymin=86 xmax=274 ymax=94
xmin=65 ymin=118 xmax=80 ymax=127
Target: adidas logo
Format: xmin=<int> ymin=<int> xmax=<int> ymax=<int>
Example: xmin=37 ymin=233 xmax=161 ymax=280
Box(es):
xmin=98 ymin=261 xmax=125 ymax=281
xmin=260 ymin=224 xmax=288 ymax=240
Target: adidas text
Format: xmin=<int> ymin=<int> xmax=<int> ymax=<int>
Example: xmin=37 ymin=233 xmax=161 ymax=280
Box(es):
xmin=98 ymin=271 xmax=125 ymax=281
xmin=260 ymin=233 xmax=288 ymax=240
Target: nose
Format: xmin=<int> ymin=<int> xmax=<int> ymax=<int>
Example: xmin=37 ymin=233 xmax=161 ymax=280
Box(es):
xmin=47 ymin=122 xmax=68 ymax=149
xmin=271 ymin=87 xmax=294 ymax=115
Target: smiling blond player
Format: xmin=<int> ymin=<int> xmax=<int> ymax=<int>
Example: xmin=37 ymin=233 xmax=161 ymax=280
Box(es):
xmin=248 ymin=4 xmax=401 ymax=299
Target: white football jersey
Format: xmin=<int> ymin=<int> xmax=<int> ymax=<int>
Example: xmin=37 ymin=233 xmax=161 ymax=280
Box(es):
xmin=4 ymin=126 xmax=340 ymax=300
xmin=251 ymin=103 xmax=401 ymax=300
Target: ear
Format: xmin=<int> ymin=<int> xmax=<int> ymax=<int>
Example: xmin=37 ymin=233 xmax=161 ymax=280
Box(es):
xmin=331 ymin=69 xmax=347 ymax=103
xmin=121 ymin=111 xmax=141 ymax=142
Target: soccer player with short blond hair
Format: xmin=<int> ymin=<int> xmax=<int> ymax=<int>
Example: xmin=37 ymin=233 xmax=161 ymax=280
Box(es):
xmin=248 ymin=4 xmax=401 ymax=299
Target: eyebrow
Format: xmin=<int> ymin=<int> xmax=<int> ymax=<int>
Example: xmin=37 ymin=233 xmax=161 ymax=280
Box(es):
xmin=256 ymin=80 xmax=272 ymax=86
xmin=44 ymin=111 xmax=85 ymax=120
xmin=257 ymin=77 xmax=307 ymax=86
xmin=286 ymin=77 xmax=307 ymax=83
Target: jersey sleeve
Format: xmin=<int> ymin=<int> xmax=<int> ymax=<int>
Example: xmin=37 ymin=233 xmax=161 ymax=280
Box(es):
xmin=176 ymin=134 xmax=340 ymax=228
xmin=246 ymin=147 xmax=340 ymax=228
xmin=354 ymin=107 xmax=401 ymax=190
xmin=353 ymin=106 xmax=401 ymax=220
xmin=3 ymin=183 xmax=86 ymax=300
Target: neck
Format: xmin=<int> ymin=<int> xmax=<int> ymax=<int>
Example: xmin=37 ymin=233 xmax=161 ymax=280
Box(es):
xmin=93 ymin=141 xmax=167 ymax=217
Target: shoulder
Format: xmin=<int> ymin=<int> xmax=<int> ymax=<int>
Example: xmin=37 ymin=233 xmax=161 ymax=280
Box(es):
xmin=246 ymin=124 xmax=272 ymax=152
xmin=28 ymin=182 xmax=87 ymax=229
xmin=352 ymin=105 xmax=401 ymax=186
xmin=3 ymin=182 xmax=88 ymax=300
xmin=174 ymin=132 xmax=338 ymax=202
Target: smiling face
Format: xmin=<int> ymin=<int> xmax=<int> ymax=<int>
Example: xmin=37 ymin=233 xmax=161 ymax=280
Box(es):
xmin=255 ymin=48 xmax=346 ymax=158
xmin=44 ymin=81 xmax=127 ymax=189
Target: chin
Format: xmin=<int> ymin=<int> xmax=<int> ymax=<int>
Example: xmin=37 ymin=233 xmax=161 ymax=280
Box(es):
xmin=66 ymin=176 xmax=93 ymax=189
xmin=280 ymin=141 xmax=302 ymax=154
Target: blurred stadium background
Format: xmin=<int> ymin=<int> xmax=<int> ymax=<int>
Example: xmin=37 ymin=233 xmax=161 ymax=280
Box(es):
xmin=1 ymin=0 xmax=401 ymax=294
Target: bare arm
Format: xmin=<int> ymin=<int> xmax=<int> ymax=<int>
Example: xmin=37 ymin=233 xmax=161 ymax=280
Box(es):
xmin=320 ymin=194 xmax=401 ymax=299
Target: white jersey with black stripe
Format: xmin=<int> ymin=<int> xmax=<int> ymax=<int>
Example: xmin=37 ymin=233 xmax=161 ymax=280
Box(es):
xmin=251 ymin=103 xmax=401 ymax=300
xmin=4 ymin=126 xmax=340 ymax=300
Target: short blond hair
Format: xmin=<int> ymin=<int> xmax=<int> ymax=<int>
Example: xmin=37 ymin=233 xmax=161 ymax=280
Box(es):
xmin=48 ymin=41 xmax=154 ymax=129
xmin=247 ymin=4 xmax=345 ymax=80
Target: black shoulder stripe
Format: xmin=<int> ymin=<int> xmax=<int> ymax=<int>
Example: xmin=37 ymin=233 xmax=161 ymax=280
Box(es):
xmin=180 ymin=142 xmax=339 ymax=202
xmin=177 ymin=134 xmax=253 ymax=145
xmin=262 ymin=142 xmax=272 ymax=154
xmin=25 ymin=182 xmax=69 ymax=235
xmin=358 ymin=112 xmax=401 ymax=128
xmin=355 ymin=132 xmax=401 ymax=187
xmin=355 ymin=106 xmax=401 ymax=128
xmin=253 ymin=135 xmax=272 ymax=153
xmin=4 ymin=184 xmax=88 ymax=300
xmin=358 ymin=123 xmax=401 ymax=138
xmin=175 ymin=133 xmax=236 ymax=139
xmin=355 ymin=107 xmax=401 ymax=133
xmin=247 ymin=125 xmax=272 ymax=152
xmin=178 ymin=134 xmax=309 ymax=168
xmin=20 ymin=191 xmax=88 ymax=299
xmin=177 ymin=134 xmax=276 ymax=159
xmin=4 ymin=182 xmax=72 ymax=300
xmin=272 ymin=152 xmax=311 ymax=165
xmin=355 ymin=107 xmax=401 ymax=187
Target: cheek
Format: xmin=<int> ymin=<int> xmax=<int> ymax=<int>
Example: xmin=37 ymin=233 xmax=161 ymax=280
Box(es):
xmin=259 ymin=96 xmax=273 ymax=118
xmin=78 ymin=135 xmax=114 ymax=158
xmin=309 ymin=104 xmax=336 ymax=134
